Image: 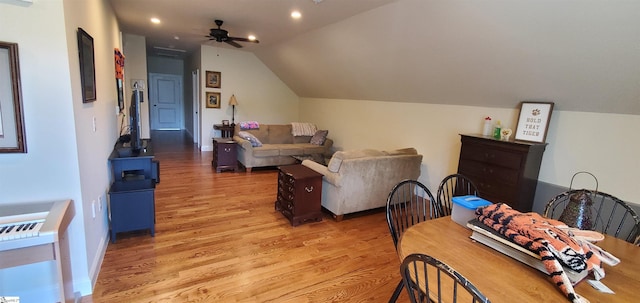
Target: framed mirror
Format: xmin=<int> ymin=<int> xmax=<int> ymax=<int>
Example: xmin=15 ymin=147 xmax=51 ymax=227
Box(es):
xmin=0 ymin=41 xmax=27 ymax=153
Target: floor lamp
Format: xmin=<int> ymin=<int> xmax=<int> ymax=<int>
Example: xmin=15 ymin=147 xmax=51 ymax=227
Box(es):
xmin=229 ymin=94 xmax=238 ymax=126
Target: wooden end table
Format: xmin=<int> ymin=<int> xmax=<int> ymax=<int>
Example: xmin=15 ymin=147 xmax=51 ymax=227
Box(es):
xmin=275 ymin=164 xmax=323 ymax=226
xmin=212 ymin=138 xmax=238 ymax=173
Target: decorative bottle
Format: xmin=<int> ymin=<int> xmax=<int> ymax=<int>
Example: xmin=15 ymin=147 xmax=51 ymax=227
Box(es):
xmin=493 ymin=120 xmax=502 ymax=139
xmin=482 ymin=117 xmax=493 ymax=136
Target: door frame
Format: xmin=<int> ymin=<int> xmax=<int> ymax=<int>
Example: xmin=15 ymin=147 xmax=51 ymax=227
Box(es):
xmin=192 ymin=70 xmax=200 ymax=147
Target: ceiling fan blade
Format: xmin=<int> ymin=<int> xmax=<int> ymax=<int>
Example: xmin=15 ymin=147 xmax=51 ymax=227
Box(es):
xmin=229 ymin=36 xmax=259 ymax=44
xmin=225 ymin=40 xmax=243 ymax=48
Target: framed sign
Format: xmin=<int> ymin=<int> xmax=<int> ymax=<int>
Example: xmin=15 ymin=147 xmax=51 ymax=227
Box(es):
xmin=206 ymin=92 xmax=221 ymax=108
xmin=205 ymin=71 xmax=221 ymax=88
xmin=0 ymin=41 xmax=27 ymax=153
xmin=77 ymin=28 xmax=96 ymax=102
xmin=514 ymin=101 xmax=554 ymax=143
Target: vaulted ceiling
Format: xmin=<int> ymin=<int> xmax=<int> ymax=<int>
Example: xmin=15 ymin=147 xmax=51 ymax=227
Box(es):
xmin=109 ymin=0 xmax=640 ymax=115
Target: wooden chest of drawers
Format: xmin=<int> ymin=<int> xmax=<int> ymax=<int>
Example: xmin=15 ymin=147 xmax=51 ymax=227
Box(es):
xmin=275 ymin=164 xmax=323 ymax=226
xmin=457 ymin=134 xmax=546 ymax=212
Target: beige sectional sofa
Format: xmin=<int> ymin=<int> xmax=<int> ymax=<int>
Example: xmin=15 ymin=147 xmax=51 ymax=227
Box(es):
xmin=233 ymin=124 xmax=333 ymax=172
xmin=301 ymin=148 xmax=423 ymax=220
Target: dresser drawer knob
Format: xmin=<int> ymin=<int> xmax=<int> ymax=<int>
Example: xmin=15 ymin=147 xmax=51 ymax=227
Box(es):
xmin=305 ymin=186 xmax=314 ymax=193
xmin=224 ymin=147 xmax=231 ymax=152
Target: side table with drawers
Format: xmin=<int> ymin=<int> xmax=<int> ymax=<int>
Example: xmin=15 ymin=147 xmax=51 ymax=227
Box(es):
xmin=212 ymin=137 xmax=238 ymax=173
xmin=275 ymin=164 xmax=323 ymax=226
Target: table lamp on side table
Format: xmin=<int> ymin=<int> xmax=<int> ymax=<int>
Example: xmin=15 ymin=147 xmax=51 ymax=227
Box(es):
xmin=229 ymin=94 xmax=238 ymax=127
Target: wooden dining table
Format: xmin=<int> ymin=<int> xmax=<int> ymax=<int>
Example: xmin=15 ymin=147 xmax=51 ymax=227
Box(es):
xmin=398 ymin=217 xmax=639 ymax=303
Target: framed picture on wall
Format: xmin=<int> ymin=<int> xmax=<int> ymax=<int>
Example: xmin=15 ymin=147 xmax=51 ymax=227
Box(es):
xmin=0 ymin=41 xmax=27 ymax=153
xmin=77 ymin=28 xmax=96 ymax=102
xmin=206 ymin=71 xmax=221 ymax=88
xmin=514 ymin=101 xmax=554 ymax=143
xmin=206 ymin=92 xmax=221 ymax=108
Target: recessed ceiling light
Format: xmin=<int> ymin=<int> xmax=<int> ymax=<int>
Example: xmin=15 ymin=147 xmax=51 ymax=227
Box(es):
xmin=248 ymin=35 xmax=257 ymax=41
xmin=150 ymin=17 xmax=161 ymax=24
xmin=291 ymin=11 xmax=301 ymax=19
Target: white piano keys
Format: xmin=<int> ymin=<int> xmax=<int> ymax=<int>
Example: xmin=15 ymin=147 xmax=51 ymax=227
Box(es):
xmin=0 ymin=219 xmax=44 ymax=241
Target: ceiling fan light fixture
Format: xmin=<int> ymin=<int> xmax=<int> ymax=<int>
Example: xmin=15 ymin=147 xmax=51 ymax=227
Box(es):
xmin=291 ymin=11 xmax=302 ymax=19
xmin=206 ymin=19 xmax=260 ymax=48
xmin=248 ymin=35 xmax=257 ymax=41
xmin=150 ymin=17 xmax=161 ymax=24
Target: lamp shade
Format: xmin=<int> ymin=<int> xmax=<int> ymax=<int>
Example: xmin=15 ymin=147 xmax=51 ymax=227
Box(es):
xmin=228 ymin=94 xmax=238 ymax=106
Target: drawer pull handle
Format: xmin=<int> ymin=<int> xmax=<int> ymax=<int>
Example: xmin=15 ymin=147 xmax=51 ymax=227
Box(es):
xmin=305 ymin=186 xmax=314 ymax=193
xmin=224 ymin=148 xmax=231 ymax=152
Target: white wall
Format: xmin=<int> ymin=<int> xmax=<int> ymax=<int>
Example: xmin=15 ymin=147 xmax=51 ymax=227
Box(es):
xmin=199 ymin=46 xmax=299 ymax=151
xmin=299 ymin=99 xmax=640 ymax=205
xmin=0 ymin=0 xmax=120 ymax=301
xmin=0 ymin=1 xmax=82 ymax=300
xmin=123 ymin=34 xmax=150 ymax=138
xmin=63 ymin=0 xmax=121 ymax=295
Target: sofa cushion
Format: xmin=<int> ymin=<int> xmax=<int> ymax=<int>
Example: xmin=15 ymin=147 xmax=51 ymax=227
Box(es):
xmin=268 ymin=125 xmax=293 ymax=144
xmin=384 ymin=147 xmax=418 ymax=156
xmin=238 ymin=131 xmax=263 ymax=147
xmin=293 ymin=135 xmax=313 ymax=144
xmin=340 ymin=149 xmax=386 ymax=159
xmin=278 ymin=144 xmax=307 ymax=156
xmin=310 ymin=130 xmax=329 ymax=145
xmin=238 ymin=127 xmax=269 ymax=143
xmin=252 ymin=145 xmax=280 ymax=157
xmin=327 ymin=149 xmax=387 ymax=173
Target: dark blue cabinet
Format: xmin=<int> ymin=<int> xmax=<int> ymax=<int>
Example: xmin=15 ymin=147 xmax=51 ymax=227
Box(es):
xmin=109 ymin=180 xmax=155 ymax=243
xmin=108 ymin=140 xmax=159 ymax=243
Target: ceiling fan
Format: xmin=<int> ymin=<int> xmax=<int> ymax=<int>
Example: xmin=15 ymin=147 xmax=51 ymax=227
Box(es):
xmin=206 ymin=19 xmax=259 ymax=48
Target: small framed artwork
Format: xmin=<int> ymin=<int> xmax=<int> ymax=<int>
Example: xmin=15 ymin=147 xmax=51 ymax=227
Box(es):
xmin=206 ymin=71 xmax=221 ymax=88
xmin=77 ymin=28 xmax=96 ymax=102
xmin=206 ymin=92 xmax=221 ymax=108
xmin=0 ymin=41 xmax=27 ymax=153
xmin=514 ymin=101 xmax=554 ymax=143
xmin=222 ymin=120 xmax=230 ymax=126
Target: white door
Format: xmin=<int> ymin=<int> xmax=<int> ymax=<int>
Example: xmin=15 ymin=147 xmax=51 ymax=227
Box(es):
xmin=149 ymin=73 xmax=182 ymax=130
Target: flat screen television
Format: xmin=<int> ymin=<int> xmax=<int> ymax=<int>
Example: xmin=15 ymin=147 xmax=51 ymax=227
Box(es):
xmin=129 ymin=89 xmax=143 ymax=152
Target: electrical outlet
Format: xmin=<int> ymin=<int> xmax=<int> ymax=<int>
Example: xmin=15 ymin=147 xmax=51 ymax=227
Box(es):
xmin=91 ymin=200 xmax=96 ymax=218
xmin=92 ymin=116 xmax=97 ymax=132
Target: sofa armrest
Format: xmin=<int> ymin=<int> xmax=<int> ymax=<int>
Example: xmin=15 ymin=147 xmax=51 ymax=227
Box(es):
xmin=233 ymin=135 xmax=253 ymax=150
xmin=323 ymin=138 xmax=334 ymax=152
xmin=301 ymin=160 xmax=341 ymax=187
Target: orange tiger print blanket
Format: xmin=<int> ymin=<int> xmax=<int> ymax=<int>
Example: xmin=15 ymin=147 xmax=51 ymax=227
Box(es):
xmin=476 ymin=203 xmax=619 ymax=303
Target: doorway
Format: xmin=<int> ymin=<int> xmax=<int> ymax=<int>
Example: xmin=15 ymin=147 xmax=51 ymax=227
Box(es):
xmin=149 ymin=73 xmax=183 ymax=130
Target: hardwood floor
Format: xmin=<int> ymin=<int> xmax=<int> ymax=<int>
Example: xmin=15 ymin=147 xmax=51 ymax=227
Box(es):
xmin=83 ymin=130 xmax=406 ymax=302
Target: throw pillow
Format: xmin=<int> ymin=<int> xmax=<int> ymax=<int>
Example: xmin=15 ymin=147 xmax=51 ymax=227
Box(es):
xmin=310 ymin=130 xmax=329 ymax=145
xmin=327 ymin=157 xmax=342 ymax=173
xmin=238 ymin=131 xmax=263 ymax=147
xmin=327 ymin=151 xmax=345 ymax=173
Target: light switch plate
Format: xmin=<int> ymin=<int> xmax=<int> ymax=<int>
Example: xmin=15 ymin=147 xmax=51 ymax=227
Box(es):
xmin=131 ymin=79 xmax=145 ymax=90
